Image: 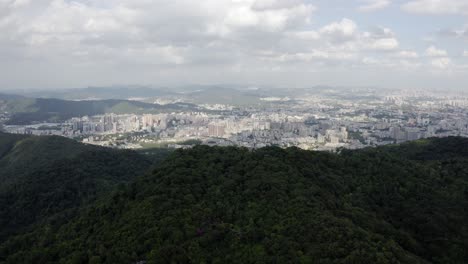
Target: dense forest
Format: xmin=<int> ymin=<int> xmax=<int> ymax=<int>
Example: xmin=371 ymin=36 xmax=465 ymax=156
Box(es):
xmin=0 ymin=133 xmax=467 ymax=263
xmin=0 ymin=132 xmax=170 ymax=245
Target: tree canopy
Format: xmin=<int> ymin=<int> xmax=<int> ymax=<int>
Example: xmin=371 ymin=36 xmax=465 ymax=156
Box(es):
xmin=0 ymin=135 xmax=467 ymax=264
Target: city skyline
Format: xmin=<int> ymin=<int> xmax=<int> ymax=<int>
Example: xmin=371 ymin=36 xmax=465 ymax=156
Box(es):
xmin=3 ymin=86 xmax=468 ymax=151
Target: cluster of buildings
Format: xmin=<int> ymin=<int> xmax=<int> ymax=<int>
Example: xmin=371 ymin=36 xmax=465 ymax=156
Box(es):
xmin=2 ymin=89 xmax=468 ymax=151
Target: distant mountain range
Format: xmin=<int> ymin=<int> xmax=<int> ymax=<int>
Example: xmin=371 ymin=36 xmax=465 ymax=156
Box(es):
xmin=187 ymin=86 xmax=265 ymax=105
xmin=6 ymin=86 xmax=175 ymax=101
xmin=0 ymin=86 xmax=269 ymax=125
xmin=0 ymin=93 xmax=200 ymax=125
xmin=0 ymin=93 xmax=25 ymax=100
xmin=0 ymin=85 xmax=414 ymax=125
xmin=2 ymin=85 xmax=382 ymax=110
xmin=4 ymin=86 xmax=269 ymax=105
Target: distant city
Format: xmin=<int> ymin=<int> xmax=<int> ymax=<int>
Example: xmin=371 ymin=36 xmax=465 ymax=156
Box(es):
xmin=1 ymin=87 xmax=468 ymax=151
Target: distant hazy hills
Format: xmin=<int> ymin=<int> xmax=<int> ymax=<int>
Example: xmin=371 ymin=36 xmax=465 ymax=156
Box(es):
xmin=0 ymin=94 xmax=199 ymax=125
xmin=0 ymin=86 xmax=269 ymax=124
xmin=187 ymin=87 xmax=264 ymax=105
xmin=6 ymin=86 xmax=175 ymax=101
xmin=0 ymin=93 xmax=25 ymax=101
xmin=2 ymin=85 xmax=384 ymax=106
xmin=0 ymin=134 xmax=467 ymax=263
xmin=5 ymin=86 xmax=268 ymax=105
xmin=2 ymin=86 xmax=364 ymax=123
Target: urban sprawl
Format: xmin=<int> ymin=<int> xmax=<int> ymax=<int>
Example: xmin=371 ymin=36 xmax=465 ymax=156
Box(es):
xmin=3 ymin=89 xmax=468 ymax=151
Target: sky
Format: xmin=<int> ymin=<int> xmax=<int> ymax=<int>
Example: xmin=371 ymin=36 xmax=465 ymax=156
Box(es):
xmin=0 ymin=0 xmax=468 ymax=90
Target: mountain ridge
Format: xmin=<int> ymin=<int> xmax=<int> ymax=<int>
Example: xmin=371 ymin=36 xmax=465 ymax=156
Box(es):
xmin=0 ymin=136 xmax=466 ymax=263
xmin=1 ymin=97 xmax=200 ymax=125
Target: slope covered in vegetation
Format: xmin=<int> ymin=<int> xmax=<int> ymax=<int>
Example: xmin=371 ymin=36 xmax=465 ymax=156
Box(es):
xmin=1 ymin=137 xmax=467 ymax=263
xmin=2 ymin=97 xmax=198 ymax=125
xmin=0 ymin=133 xmax=157 ymax=244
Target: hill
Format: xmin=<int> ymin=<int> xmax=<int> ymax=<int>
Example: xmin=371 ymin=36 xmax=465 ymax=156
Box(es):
xmin=14 ymin=86 xmax=174 ymax=101
xmin=0 ymin=137 xmax=467 ymax=263
xmin=0 ymin=132 xmax=161 ymax=244
xmin=186 ymin=87 xmax=263 ymax=105
xmin=2 ymin=97 xmax=198 ymax=125
xmin=0 ymin=93 xmax=25 ymax=101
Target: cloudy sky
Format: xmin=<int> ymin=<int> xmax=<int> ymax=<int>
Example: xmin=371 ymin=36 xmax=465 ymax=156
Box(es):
xmin=1 ymin=0 xmax=468 ymax=90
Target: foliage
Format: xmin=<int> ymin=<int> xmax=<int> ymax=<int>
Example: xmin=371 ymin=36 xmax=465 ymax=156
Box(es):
xmin=0 ymin=133 xmax=164 ymax=244
xmin=0 ymin=137 xmax=466 ymax=263
xmin=348 ymin=131 xmax=366 ymax=143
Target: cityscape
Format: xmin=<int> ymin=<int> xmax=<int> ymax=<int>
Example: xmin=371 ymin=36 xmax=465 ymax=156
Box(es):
xmin=3 ymin=88 xmax=468 ymax=151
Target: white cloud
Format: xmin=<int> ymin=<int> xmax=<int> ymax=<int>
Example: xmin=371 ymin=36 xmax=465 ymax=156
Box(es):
xmin=0 ymin=0 xmax=31 ymax=9
xmin=1 ymin=0 xmax=463 ymax=89
xmin=431 ymin=57 xmax=451 ymax=69
xmin=263 ymin=21 xmax=403 ymax=68
xmin=362 ymin=57 xmax=379 ymax=64
xmin=361 ymin=27 xmax=399 ymax=51
xmin=425 ymin=46 xmax=448 ymax=57
xmin=289 ymin=30 xmax=320 ymax=40
xmin=358 ymin=0 xmax=391 ymax=12
xmin=464 ymin=50 xmax=468 ymax=57
xmin=395 ymin=50 xmax=419 ymax=59
xmin=319 ymin=18 xmax=358 ymax=42
xmin=207 ymin=1 xmax=315 ymax=35
xmin=402 ymin=0 xmax=468 ymax=15
xmin=368 ymin=38 xmax=399 ymax=50
xmin=274 ymin=50 xmax=357 ymax=62
xmin=252 ymin=0 xmax=306 ymax=10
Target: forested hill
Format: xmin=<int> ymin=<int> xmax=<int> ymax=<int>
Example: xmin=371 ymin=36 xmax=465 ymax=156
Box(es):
xmin=1 ymin=96 xmax=198 ymax=125
xmin=0 ymin=132 xmax=158 ymax=244
xmin=1 ymin=136 xmax=467 ymax=263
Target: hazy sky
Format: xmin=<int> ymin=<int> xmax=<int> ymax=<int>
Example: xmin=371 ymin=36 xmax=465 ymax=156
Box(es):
xmin=1 ymin=0 xmax=468 ymax=90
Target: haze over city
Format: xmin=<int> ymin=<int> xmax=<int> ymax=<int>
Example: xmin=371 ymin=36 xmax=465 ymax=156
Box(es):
xmin=1 ymin=0 xmax=468 ymax=90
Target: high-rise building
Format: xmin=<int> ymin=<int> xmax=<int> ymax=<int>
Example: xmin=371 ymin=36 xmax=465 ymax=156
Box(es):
xmin=208 ymin=124 xmax=226 ymax=137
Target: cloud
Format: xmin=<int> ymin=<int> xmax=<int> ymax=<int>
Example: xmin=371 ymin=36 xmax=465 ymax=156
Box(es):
xmin=358 ymin=0 xmax=391 ymax=12
xmin=402 ymin=0 xmax=468 ymax=15
xmin=262 ymin=22 xmax=403 ymax=69
xmin=362 ymin=27 xmax=399 ymax=51
xmin=319 ymin=18 xmax=357 ymax=42
xmin=0 ymin=0 xmax=31 ymax=10
xmin=394 ymin=50 xmax=419 ymax=59
xmin=436 ymin=25 xmax=468 ymax=39
xmin=464 ymin=51 xmax=468 ymax=57
xmin=273 ymin=50 xmax=357 ymax=62
xmin=222 ymin=2 xmax=315 ymax=33
xmin=289 ymin=30 xmax=320 ymax=40
xmin=0 ymin=0 xmax=318 ymax=66
xmin=0 ymin=2 xmax=405 ymax=72
xmin=422 ymin=45 xmax=453 ymax=71
xmin=425 ymin=46 xmax=448 ymax=57
xmin=431 ymin=57 xmax=451 ymax=69
xmin=362 ymin=57 xmax=379 ymax=64
xmin=368 ymin=38 xmax=399 ymax=50
xmin=0 ymin=0 xmax=464 ymax=89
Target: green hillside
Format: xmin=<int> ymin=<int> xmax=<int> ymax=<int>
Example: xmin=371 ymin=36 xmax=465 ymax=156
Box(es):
xmin=2 ymin=97 xmax=198 ymax=125
xmin=0 ymin=132 xmax=158 ymax=244
xmin=0 ymin=137 xmax=467 ymax=263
